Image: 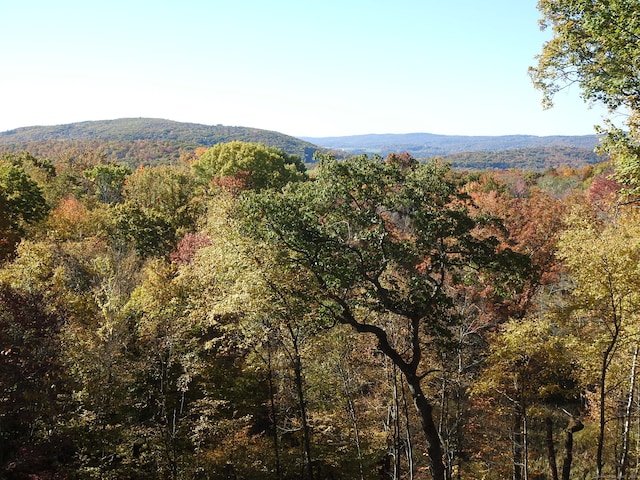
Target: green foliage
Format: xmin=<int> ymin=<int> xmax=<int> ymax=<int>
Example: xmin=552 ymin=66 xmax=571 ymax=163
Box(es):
xmin=245 ymin=154 xmax=527 ymax=326
xmin=123 ymin=165 xmax=200 ymax=231
xmin=531 ymin=0 xmax=640 ymax=195
xmin=531 ymin=0 xmax=640 ymax=111
xmin=242 ymin=154 xmax=531 ymax=479
xmin=0 ymin=286 xmax=69 ymax=472
xmin=0 ymin=154 xmax=50 ymax=228
xmin=556 ymin=205 xmax=640 ymax=476
xmin=193 ymin=141 xmax=307 ymax=191
xmin=0 ymin=153 xmax=50 ymax=259
xmin=114 ymin=165 xmax=202 ymax=258
xmin=84 ymin=163 xmax=132 ymax=204
xmin=111 ymin=202 xmax=176 ymax=258
xmin=599 ymin=113 xmax=640 ymax=196
xmin=476 ymin=315 xmax=581 ymax=409
xmin=9 ymin=142 xmax=640 ymax=478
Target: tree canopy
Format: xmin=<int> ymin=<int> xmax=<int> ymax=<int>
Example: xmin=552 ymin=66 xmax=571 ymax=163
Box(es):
xmin=242 ymin=154 xmax=530 ymax=479
xmin=530 ymin=0 xmax=640 ymax=194
xmin=192 ymin=141 xmax=307 ymax=191
xmin=530 ymin=0 xmax=640 ymax=111
xmin=2 ymin=145 xmax=640 ymax=479
xmin=8 ymin=8 xmax=640 ymax=472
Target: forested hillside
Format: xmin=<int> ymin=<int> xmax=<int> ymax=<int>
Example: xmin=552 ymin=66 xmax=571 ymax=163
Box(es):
xmin=440 ymin=146 xmax=603 ymax=170
xmin=0 ymin=118 xmax=320 ymax=166
xmin=0 ymin=118 xmax=604 ymax=171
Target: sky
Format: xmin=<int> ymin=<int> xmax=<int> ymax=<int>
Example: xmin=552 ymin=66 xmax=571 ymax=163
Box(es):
xmin=1 ymin=1 xmax=612 ymax=138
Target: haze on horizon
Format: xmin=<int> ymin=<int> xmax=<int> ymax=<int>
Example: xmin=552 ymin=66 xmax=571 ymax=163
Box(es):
xmin=1 ymin=1 xmax=613 ymax=138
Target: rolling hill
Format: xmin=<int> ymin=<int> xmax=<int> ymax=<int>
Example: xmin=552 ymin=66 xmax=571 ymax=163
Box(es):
xmin=301 ymin=132 xmax=605 ymax=170
xmin=438 ymin=146 xmax=604 ymax=171
xmin=300 ymin=132 xmax=601 ymax=157
xmin=0 ymin=118 xmax=320 ymax=166
xmin=0 ymin=119 xmax=607 ymax=170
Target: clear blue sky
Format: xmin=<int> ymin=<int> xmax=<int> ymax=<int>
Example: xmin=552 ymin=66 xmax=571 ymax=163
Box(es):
xmin=1 ymin=1 xmax=610 ymax=137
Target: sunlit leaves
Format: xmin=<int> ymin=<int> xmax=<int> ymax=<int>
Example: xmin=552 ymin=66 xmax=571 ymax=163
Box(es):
xmin=84 ymin=163 xmax=131 ymax=204
xmin=531 ymin=0 xmax=640 ymax=197
xmin=0 ymin=155 xmax=49 ymax=258
xmin=531 ymin=0 xmax=640 ymax=111
xmin=558 ymin=207 xmax=640 ymax=310
xmin=192 ymin=141 xmax=307 ymax=192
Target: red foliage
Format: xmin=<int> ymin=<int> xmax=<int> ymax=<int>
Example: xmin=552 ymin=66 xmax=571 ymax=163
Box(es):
xmin=587 ymin=174 xmax=623 ymax=208
xmin=170 ymin=232 xmax=212 ymax=264
xmin=212 ymin=170 xmax=252 ymax=193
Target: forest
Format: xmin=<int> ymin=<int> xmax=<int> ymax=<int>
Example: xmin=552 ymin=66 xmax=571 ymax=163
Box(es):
xmin=4 ymin=1 xmax=640 ymax=479
xmin=0 ymin=135 xmax=621 ymax=480
xmin=0 ymin=118 xmax=320 ymax=167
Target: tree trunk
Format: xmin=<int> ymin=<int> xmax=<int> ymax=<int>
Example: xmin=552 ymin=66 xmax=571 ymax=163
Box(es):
xmin=561 ymin=417 xmax=584 ymax=480
xmin=598 ymin=347 xmax=613 ymax=478
xmin=513 ymin=408 xmax=524 ymax=480
xmin=439 ymin=374 xmax=452 ymax=480
xmin=337 ymin=360 xmax=364 ymax=480
xmin=292 ymin=346 xmax=313 ymax=480
xmin=597 ymin=296 xmax=621 ymax=478
xmin=266 ymin=340 xmax=283 ymax=480
xmin=404 ymin=372 xmax=446 ymax=480
xmin=546 ymin=417 xmax=559 ymax=480
xmin=342 ymin=307 xmax=446 ymax=480
xmin=523 ymin=404 xmax=529 ymax=480
xmin=401 ymin=379 xmax=415 ymax=480
xmin=619 ymin=344 xmax=638 ymax=479
xmin=393 ymin=365 xmax=402 ymax=479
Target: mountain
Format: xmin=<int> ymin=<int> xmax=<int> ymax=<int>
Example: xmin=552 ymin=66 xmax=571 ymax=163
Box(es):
xmin=0 ymin=119 xmax=606 ymax=171
xmin=0 ymin=118 xmax=320 ymax=166
xmin=300 ymin=132 xmax=601 ymax=158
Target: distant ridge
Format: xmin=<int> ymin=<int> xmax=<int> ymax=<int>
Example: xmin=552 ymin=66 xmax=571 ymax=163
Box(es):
xmin=300 ymin=132 xmax=600 ymax=157
xmin=0 ymin=118 xmax=320 ymax=165
xmin=0 ymin=119 xmax=606 ymax=170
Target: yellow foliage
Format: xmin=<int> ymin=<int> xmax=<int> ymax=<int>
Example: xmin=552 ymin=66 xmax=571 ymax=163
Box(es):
xmin=558 ymin=206 xmax=640 ymax=321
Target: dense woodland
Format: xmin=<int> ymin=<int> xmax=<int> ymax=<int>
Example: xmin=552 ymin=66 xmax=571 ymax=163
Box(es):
xmin=4 ymin=1 xmax=640 ymax=479
xmin=0 ymin=139 xmax=632 ymax=480
xmin=437 ymin=146 xmax=603 ymax=171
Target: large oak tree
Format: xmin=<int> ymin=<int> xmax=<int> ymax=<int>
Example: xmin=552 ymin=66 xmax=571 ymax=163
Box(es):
xmin=243 ymin=154 xmax=528 ymax=479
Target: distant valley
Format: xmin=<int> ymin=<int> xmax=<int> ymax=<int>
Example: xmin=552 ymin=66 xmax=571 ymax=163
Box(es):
xmin=0 ymin=119 xmax=606 ymax=170
xmin=301 ymin=132 xmax=600 ymax=156
xmin=302 ymin=132 xmax=604 ymax=170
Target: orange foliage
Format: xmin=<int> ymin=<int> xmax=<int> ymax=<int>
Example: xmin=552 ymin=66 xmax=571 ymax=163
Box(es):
xmin=212 ymin=170 xmax=252 ymax=193
xmin=47 ymin=196 xmax=93 ymax=240
xmin=468 ymin=176 xmax=567 ymax=318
